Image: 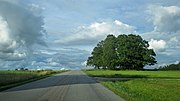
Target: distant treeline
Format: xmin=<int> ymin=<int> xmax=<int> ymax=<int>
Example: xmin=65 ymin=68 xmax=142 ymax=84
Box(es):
xmin=159 ymin=62 xmax=180 ymax=70
xmin=87 ymin=34 xmax=157 ymax=70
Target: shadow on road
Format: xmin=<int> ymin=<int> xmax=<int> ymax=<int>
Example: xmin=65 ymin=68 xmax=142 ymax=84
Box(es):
xmin=3 ymin=71 xmax=137 ymax=93
xmin=0 ymin=71 xmax=126 ymax=101
xmin=3 ymin=72 xmax=97 ymax=92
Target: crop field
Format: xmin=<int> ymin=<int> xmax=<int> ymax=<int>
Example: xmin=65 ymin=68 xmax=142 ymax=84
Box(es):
xmin=83 ymin=70 xmax=180 ymax=101
xmin=0 ymin=70 xmax=67 ymax=91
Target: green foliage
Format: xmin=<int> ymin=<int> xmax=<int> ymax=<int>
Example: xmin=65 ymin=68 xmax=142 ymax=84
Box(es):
xmin=116 ymin=34 xmax=156 ymax=70
xmin=87 ymin=34 xmax=157 ymax=70
xmin=102 ymin=79 xmax=180 ymax=101
xmin=102 ymin=35 xmax=118 ymax=70
xmin=87 ymin=41 xmax=104 ymax=69
xmin=159 ymin=62 xmax=180 ymax=70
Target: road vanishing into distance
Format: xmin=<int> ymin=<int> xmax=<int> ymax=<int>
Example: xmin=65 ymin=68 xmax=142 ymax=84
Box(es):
xmin=0 ymin=70 xmax=124 ymax=101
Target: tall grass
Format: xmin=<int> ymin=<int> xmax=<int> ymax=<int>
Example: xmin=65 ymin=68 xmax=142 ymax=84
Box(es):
xmin=0 ymin=70 xmax=67 ymax=91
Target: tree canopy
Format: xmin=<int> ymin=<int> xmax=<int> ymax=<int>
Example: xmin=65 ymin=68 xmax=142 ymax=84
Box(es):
xmin=87 ymin=34 xmax=157 ymax=70
xmin=87 ymin=41 xmax=104 ymax=69
xmin=102 ymin=35 xmax=118 ymax=70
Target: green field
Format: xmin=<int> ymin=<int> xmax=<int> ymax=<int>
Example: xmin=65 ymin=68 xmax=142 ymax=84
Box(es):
xmin=84 ymin=69 xmax=180 ymax=78
xmin=0 ymin=70 xmax=67 ymax=91
xmin=102 ymin=79 xmax=180 ymax=101
xmin=83 ymin=70 xmax=180 ymax=101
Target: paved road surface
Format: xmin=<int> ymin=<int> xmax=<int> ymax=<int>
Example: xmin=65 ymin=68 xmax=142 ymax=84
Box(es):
xmin=0 ymin=70 xmax=125 ymax=101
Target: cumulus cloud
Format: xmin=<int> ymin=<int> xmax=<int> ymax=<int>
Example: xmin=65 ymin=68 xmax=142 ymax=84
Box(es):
xmin=0 ymin=1 xmax=46 ymax=61
xmin=149 ymin=39 xmax=167 ymax=52
xmin=144 ymin=5 xmax=180 ymax=55
xmin=148 ymin=5 xmax=180 ymax=33
xmin=1 ymin=1 xmax=180 ymax=70
xmin=56 ymin=20 xmax=136 ymax=46
xmin=0 ymin=48 xmax=90 ymax=70
xmin=0 ymin=16 xmax=14 ymax=51
xmin=167 ymin=36 xmax=180 ymax=48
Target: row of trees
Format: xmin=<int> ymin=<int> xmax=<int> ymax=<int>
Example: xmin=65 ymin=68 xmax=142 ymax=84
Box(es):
xmin=87 ymin=34 xmax=157 ymax=70
xmin=159 ymin=62 xmax=180 ymax=70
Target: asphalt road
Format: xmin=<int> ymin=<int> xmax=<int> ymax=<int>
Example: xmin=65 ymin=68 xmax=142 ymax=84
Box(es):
xmin=0 ymin=70 xmax=125 ymax=101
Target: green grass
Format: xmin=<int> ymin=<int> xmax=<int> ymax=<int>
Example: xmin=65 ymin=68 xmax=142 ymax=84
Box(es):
xmin=83 ymin=69 xmax=180 ymax=101
xmin=84 ymin=69 xmax=180 ymax=78
xmin=0 ymin=70 xmax=67 ymax=91
xmin=102 ymin=79 xmax=180 ymax=101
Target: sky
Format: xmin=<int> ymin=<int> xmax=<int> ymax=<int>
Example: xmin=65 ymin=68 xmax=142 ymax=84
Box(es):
xmin=0 ymin=0 xmax=180 ymax=70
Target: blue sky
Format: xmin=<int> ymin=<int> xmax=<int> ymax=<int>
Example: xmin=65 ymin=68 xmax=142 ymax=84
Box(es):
xmin=0 ymin=0 xmax=180 ymax=70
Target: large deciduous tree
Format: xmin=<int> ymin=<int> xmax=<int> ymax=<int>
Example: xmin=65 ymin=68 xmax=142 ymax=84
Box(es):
xmin=116 ymin=34 xmax=156 ymax=70
xmin=87 ymin=34 xmax=157 ymax=70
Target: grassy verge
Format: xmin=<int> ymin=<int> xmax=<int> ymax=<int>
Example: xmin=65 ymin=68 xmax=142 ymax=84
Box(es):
xmin=102 ymin=79 xmax=180 ymax=101
xmin=83 ymin=69 xmax=180 ymax=79
xmin=0 ymin=70 xmax=67 ymax=91
xmin=83 ymin=69 xmax=180 ymax=101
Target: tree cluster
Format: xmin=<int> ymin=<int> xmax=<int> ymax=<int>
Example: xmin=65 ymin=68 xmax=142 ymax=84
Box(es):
xmin=159 ymin=62 xmax=180 ymax=70
xmin=87 ymin=34 xmax=157 ymax=70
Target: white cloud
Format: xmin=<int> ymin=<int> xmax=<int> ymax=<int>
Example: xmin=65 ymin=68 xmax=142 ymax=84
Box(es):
xmin=114 ymin=20 xmax=136 ymax=33
xmin=1 ymin=1 xmax=180 ymax=70
xmin=167 ymin=36 xmax=180 ymax=48
xmin=0 ymin=16 xmax=24 ymax=60
xmin=174 ymin=61 xmax=179 ymax=64
xmin=142 ymin=5 xmax=180 ymax=67
xmin=0 ymin=1 xmax=46 ymax=61
xmin=0 ymin=16 xmax=10 ymax=43
xmin=144 ymin=5 xmax=180 ymax=52
xmin=149 ymin=39 xmax=167 ymax=52
xmin=0 ymin=48 xmax=90 ymax=70
xmin=0 ymin=16 xmax=12 ymax=47
xmin=56 ymin=20 xmax=136 ymax=46
xmin=148 ymin=5 xmax=180 ymax=33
